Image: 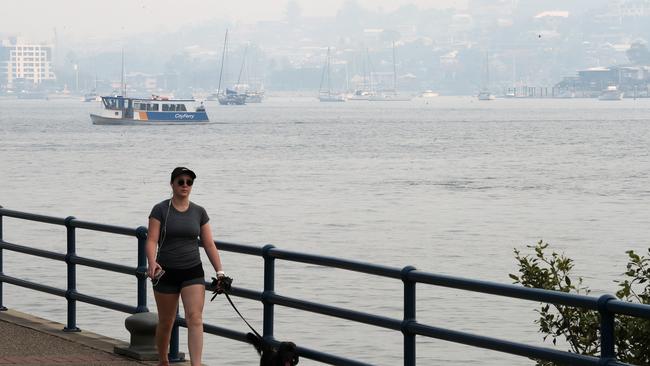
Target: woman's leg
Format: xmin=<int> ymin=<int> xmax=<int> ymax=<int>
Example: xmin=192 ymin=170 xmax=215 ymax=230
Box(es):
xmin=154 ymin=290 xmax=180 ymax=365
xmin=180 ymin=284 xmax=205 ymax=366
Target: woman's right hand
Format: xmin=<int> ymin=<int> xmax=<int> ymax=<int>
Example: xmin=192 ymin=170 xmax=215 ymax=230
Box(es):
xmin=148 ymin=262 xmax=163 ymax=279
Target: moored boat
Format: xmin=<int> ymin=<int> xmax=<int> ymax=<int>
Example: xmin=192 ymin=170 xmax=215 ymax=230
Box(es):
xmin=318 ymin=47 xmax=346 ymax=103
xmin=477 ymin=89 xmax=495 ymax=100
xmin=82 ymin=90 xmax=100 ymax=102
xmin=245 ymin=90 xmax=264 ymax=103
xmin=90 ymin=95 xmax=209 ymax=125
xmin=368 ymin=92 xmax=412 ymax=101
xmin=319 ymin=93 xmax=346 ymax=102
xmin=598 ymin=86 xmax=623 ymax=101
xmin=216 ymin=89 xmax=247 ymax=105
xmin=347 ymin=89 xmax=374 ymax=100
xmin=420 ymin=90 xmax=440 ymax=98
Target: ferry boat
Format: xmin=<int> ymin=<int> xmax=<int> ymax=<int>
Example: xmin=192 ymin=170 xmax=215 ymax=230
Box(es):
xmin=90 ymin=95 xmax=209 ymax=125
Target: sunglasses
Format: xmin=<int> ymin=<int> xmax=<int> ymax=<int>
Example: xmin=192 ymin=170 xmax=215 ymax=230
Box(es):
xmin=175 ymin=179 xmax=193 ymax=186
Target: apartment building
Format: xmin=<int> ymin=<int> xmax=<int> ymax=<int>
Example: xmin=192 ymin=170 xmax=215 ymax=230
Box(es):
xmin=1 ymin=37 xmax=56 ymax=89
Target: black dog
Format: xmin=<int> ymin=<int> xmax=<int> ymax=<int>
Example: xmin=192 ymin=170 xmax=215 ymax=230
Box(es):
xmin=209 ymin=277 xmax=299 ymax=365
xmin=246 ymin=333 xmax=299 ymax=366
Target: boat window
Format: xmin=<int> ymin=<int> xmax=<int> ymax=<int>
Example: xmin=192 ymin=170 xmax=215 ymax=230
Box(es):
xmin=146 ymin=104 xmax=152 ymax=111
xmin=134 ymin=102 xmax=140 ymax=110
xmin=152 ymin=104 xmax=159 ymax=111
xmin=162 ymin=104 xmax=169 ymax=111
xmin=169 ymin=104 xmax=176 ymax=112
xmin=108 ymin=99 xmax=119 ymax=110
xmin=177 ymin=104 xmax=187 ymax=111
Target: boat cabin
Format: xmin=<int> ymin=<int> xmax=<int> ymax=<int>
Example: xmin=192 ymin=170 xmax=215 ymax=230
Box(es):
xmin=102 ymin=96 xmax=194 ymax=112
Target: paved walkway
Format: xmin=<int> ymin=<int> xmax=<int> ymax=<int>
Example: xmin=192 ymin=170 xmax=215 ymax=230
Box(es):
xmin=0 ymin=309 xmax=191 ymax=366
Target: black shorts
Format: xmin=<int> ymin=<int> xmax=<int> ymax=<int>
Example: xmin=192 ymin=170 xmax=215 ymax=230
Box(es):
xmin=153 ymin=264 xmax=205 ymax=294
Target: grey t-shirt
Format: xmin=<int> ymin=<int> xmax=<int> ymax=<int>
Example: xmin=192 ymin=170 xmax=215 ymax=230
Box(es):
xmin=149 ymin=199 xmax=209 ymax=269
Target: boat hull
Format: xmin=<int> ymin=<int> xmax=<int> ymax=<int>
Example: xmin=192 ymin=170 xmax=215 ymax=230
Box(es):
xmin=218 ymin=95 xmax=246 ymax=105
xmin=319 ymin=97 xmax=346 ymax=102
xmin=246 ymin=94 xmax=263 ymax=103
xmin=368 ymin=94 xmax=412 ymax=102
xmin=90 ymin=113 xmax=210 ymax=125
xmin=599 ymin=93 xmax=623 ymax=101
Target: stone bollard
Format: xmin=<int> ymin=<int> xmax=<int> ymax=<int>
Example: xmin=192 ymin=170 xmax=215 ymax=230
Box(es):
xmin=114 ymin=312 xmax=163 ymax=360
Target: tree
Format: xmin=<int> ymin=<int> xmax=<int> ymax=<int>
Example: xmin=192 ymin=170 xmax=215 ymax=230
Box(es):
xmin=626 ymin=40 xmax=650 ymax=65
xmin=510 ymin=241 xmax=650 ymax=365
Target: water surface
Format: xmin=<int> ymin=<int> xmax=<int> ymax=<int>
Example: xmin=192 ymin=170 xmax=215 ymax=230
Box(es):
xmin=1 ymin=96 xmax=649 ymax=365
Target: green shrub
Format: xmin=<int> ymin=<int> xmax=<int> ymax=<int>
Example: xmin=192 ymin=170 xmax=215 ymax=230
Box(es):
xmin=510 ymin=241 xmax=650 ymax=365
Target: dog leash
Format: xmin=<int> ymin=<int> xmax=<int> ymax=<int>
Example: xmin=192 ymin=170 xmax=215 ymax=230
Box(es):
xmin=224 ymin=292 xmax=264 ymax=340
xmin=210 ymin=276 xmax=263 ymax=340
xmin=212 ymin=278 xmax=300 ymax=366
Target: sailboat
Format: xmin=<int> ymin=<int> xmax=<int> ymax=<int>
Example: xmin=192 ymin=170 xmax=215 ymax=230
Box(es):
xmin=319 ymin=47 xmax=346 ymax=102
xmin=211 ymin=30 xmax=246 ymax=105
xmin=477 ymin=51 xmax=494 ymax=101
xmin=347 ymin=48 xmax=375 ymax=101
xmin=81 ymin=75 xmax=100 ymax=102
xmin=236 ymin=45 xmax=265 ymax=103
xmin=368 ymin=41 xmax=412 ymax=101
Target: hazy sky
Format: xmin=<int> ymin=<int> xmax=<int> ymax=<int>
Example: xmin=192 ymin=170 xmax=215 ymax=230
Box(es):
xmin=2 ymin=0 xmax=464 ymax=42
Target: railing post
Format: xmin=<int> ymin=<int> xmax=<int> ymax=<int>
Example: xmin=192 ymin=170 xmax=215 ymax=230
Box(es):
xmin=598 ymin=294 xmax=616 ymax=362
xmin=262 ymin=244 xmax=276 ymax=338
xmin=0 ymin=205 xmax=6 ymax=311
xmin=64 ymin=216 xmax=80 ymax=332
xmin=168 ymin=307 xmax=184 ymax=362
xmin=401 ymin=266 xmax=417 ymax=366
xmin=135 ymin=226 xmax=148 ymax=313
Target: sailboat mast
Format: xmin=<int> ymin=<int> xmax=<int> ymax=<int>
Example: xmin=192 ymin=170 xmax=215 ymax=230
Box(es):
xmin=486 ymin=51 xmax=490 ymax=89
xmin=327 ymin=47 xmax=332 ymax=97
xmin=318 ymin=50 xmax=326 ymax=94
xmin=236 ymin=45 xmax=248 ymax=87
xmin=217 ymin=30 xmax=228 ymax=94
xmin=121 ymin=48 xmax=125 ymax=97
xmin=392 ymin=41 xmax=397 ymax=94
xmin=367 ymin=48 xmax=374 ymax=93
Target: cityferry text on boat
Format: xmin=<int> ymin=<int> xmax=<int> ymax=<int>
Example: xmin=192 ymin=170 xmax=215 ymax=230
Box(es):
xmin=90 ymin=95 xmax=209 ymax=125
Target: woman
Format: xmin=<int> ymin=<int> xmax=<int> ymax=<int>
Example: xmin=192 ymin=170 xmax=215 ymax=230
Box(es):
xmin=146 ymin=167 xmax=225 ymax=366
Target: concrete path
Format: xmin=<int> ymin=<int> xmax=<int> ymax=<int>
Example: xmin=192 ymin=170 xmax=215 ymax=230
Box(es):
xmin=0 ymin=309 xmax=192 ymax=366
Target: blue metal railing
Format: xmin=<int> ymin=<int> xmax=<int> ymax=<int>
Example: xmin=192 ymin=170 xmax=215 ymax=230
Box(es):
xmin=1 ymin=206 xmax=649 ymax=366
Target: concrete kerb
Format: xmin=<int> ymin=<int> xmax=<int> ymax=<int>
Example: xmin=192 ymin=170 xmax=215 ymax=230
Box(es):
xmin=0 ymin=308 xmax=196 ymax=365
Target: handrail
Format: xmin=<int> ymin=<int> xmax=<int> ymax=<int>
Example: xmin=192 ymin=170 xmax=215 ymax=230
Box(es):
xmin=1 ymin=207 xmax=649 ymax=366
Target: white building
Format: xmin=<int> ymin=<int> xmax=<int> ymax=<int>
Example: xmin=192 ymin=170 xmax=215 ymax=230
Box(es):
xmin=1 ymin=38 xmax=56 ymax=89
xmin=620 ymin=0 xmax=650 ymax=17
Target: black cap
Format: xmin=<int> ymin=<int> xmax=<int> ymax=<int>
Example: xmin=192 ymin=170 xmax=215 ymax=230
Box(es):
xmin=170 ymin=167 xmax=196 ymax=183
